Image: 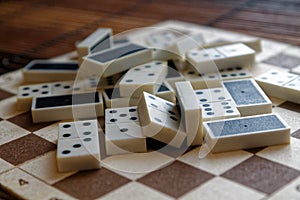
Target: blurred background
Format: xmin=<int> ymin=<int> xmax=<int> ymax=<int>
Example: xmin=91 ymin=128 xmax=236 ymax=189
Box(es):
xmin=0 ymin=0 xmax=299 ymax=74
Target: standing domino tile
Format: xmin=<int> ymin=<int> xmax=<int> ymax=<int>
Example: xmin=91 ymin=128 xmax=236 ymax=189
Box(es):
xmin=255 ymin=69 xmax=299 ymax=101
xmin=138 ymin=92 xmax=186 ymax=148
xmin=199 ymin=101 xmax=240 ymax=122
xmin=76 ymin=28 xmax=112 ymax=63
xmin=203 ymin=113 xmax=290 ymax=153
xmin=31 ymin=92 xmax=104 ymax=122
xmin=138 ymin=92 xmax=179 ymax=116
xmin=105 ymin=107 xmax=147 ymax=155
xmin=186 ymin=43 xmax=255 ymax=73
xmin=57 ymin=120 xmax=101 ymax=172
xmin=119 ymin=61 xmax=168 ymax=98
xmin=175 ymin=81 xmax=202 ymax=146
xmin=17 ymin=83 xmax=52 ymax=111
xmin=22 ymin=60 xmax=78 ymax=83
xmin=81 ymin=43 xmax=152 ymax=77
xmin=223 ymin=79 xmax=272 ymax=116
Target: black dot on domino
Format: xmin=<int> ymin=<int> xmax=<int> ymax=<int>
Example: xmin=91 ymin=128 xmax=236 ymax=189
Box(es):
xmin=168 ymin=110 xmax=175 ymax=115
xmin=83 ymin=138 xmax=92 ymax=142
xmin=63 ymin=124 xmax=71 ymax=128
xmin=155 ymin=118 xmax=162 ymax=123
xmin=63 ymin=133 xmax=71 ymax=137
xmin=83 ymin=122 xmax=91 ymax=126
xmin=151 ymin=103 xmax=158 ymax=108
xmin=170 ymin=116 xmax=178 ymax=121
xmin=73 ymin=144 xmax=81 ymax=148
xmin=129 ymin=108 xmax=136 ymax=112
xmin=149 ymin=95 xmax=156 ymax=100
xmin=120 ymin=128 xmax=128 ymax=132
xmin=62 ymin=150 xmax=71 ymax=154
xmin=83 ymin=131 xmax=91 ymax=135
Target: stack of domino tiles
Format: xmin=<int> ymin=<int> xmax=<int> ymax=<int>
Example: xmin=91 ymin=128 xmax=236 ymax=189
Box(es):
xmin=15 ymin=26 xmax=296 ymax=173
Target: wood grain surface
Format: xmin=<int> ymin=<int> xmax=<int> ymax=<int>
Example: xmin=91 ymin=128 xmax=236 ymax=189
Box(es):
xmin=0 ymin=0 xmax=299 ymax=74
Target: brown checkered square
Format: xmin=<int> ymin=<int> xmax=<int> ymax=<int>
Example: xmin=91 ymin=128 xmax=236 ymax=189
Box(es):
xmin=0 ymin=134 xmax=56 ymax=165
xmin=138 ymin=161 xmax=214 ymax=198
xmin=263 ymin=53 xmax=300 ymax=69
xmin=222 ymin=156 xmax=300 ymax=194
xmin=54 ymin=168 xmax=130 ymax=199
xmin=244 ymin=147 xmax=267 ymax=154
xmin=8 ymin=112 xmax=55 ymax=132
xmin=0 ymin=89 xmax=14 ymax=101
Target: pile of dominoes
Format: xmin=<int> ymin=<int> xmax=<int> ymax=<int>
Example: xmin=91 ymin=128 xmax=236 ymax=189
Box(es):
xmin=17 ymin=27 xmax=299 ymax=173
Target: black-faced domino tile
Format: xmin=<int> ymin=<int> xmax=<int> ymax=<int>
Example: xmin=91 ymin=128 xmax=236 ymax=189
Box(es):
xmin=186 ymin=43 xmax=255 ymax=74
xmin=175 ymin=81 xmax=202 ymax=146
xmin=137 ymin=92 xmax=179 ymax=117
xmin=222 ymin=79 xmax=272 ymax=116
xmin=104 ymin=107 xmax=147 ymax=155
xmin=81 ymin=43 xmax=152 ymax=77
xmin=194 ymin=87 xmax=232 ymax=104
xmin=22 ymin=60 xmax=78 ymax=83
xmin=57 ymin=120 xmax=101 ymax=172
xmin=199 ymin=101 xmax=240 ymax=122
xmin=203 ymin=113 xmax=290 ymax=153
xmin=17 ymin=83 xmax=52 ymax=111
xmin=76 ymin=28 xmax=112 ymax=63
xmin=255 ymin=69 xmax=299 ymax=103
xmin=31 ymin=92 xmax=104 ymax=123
xmin=105 ymin=106 xmax=139 ymax=125
xmin=119 ymin=61 xmax=168 ymax=98
xmin=105 ymin=122 xmax=147 ymax=155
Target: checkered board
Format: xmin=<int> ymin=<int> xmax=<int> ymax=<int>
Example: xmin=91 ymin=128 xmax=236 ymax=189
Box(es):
xmin=0 ymin=20 xmax=300 ymax=200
